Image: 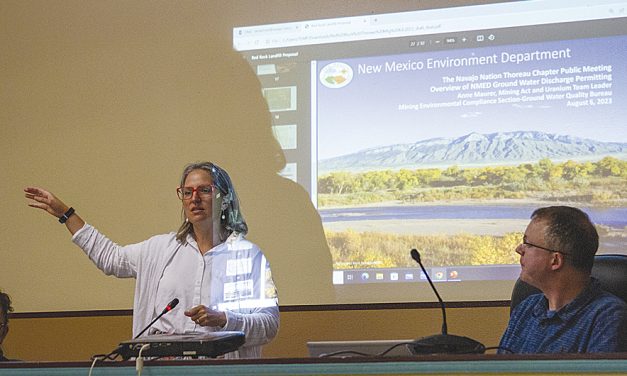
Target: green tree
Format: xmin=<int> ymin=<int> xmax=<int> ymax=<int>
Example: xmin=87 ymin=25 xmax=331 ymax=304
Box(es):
xmin=561 ymin=160 xmax=583 ymax=180
xmin=595 ymin=156 xmax=625 ymax=177
xmin=470 ymin=232 xmax=521 ymax=265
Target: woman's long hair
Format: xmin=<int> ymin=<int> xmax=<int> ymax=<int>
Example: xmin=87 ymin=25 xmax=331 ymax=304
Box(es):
xmin=175 ymin=161 xmax=248 ymax=243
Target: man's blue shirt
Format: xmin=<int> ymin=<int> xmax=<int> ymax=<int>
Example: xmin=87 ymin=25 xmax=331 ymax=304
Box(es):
xmin=499 ymin=278 xmax=626 ymax=353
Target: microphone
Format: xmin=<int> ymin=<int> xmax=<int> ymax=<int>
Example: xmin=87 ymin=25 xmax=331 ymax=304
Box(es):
xmin=161 ymin=298 xmax=180 ymax=314
xmin=134 ymin=298 xmax=179 ymax=339
xmin=100 ymin=298 xmax=179 ymax=360
xmin=409 ymin=249 xmax=485 ymax=354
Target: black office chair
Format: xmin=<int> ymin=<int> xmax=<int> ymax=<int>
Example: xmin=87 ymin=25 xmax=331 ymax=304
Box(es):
xmin=510 ymin=254 xmax=627 ymax=313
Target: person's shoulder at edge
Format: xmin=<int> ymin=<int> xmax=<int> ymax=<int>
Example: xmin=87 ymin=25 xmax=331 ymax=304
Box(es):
xmin=0 ymin=355 xmax=21 ymax=362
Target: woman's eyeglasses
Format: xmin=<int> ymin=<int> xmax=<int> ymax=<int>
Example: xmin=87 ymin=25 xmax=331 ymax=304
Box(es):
xmin=176 ymin=185 xmax=215 ymax=200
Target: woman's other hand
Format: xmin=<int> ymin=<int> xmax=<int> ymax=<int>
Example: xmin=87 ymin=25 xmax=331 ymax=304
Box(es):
xmin=185 ymin=305 xmax=227 ymax=328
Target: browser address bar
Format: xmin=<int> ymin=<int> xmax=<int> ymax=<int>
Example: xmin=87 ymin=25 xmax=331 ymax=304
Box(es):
xmin=233 ymin=1 xmax=627 ymax=51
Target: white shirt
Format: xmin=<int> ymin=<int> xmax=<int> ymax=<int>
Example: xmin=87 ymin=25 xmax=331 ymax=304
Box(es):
xmin=72 ymin=223 xmax=279 ymax=358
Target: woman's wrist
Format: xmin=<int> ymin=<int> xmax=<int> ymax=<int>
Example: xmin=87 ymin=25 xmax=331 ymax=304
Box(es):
xmin=58 ymin=207 xmax=75 ymax=224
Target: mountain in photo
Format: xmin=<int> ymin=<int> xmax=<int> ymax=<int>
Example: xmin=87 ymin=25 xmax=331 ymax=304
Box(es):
xmin=319 ymin=131 xmax=627 ymax=172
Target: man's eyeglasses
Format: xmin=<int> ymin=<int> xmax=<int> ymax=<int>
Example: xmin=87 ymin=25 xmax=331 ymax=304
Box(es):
xmin=521 ymin=240 xmax=569 ymax=256
xmin=176 ymin=185 xmax=215 ymax=200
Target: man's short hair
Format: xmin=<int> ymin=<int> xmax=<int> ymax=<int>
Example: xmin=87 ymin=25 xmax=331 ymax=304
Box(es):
xmin=531 ymin=206 xmax=598 ymax=273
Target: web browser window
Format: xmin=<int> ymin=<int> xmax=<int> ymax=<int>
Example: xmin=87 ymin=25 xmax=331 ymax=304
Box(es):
xmin=234 ymin=0 xmax=627 ymax=302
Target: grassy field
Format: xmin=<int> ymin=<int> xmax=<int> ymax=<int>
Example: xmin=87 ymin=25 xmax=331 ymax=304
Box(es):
xmin=318 ymin=157 xmax=626 ymax=268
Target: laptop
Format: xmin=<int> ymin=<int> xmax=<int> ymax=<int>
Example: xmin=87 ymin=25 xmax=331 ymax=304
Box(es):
xmin=307 ymin=339 xmax=415 ymax=358
xmin=117 ymin=332 xmax=245 ymax=360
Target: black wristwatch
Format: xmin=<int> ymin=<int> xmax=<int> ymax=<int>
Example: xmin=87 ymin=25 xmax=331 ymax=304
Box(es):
xmin=58 ymin=207 xmax=75 ymax=224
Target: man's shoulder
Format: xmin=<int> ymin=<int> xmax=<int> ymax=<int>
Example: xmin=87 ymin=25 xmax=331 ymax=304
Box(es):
xmin=585 ymin=277 xmax=625 ymax=308
xmin=568 ymin=287 xmax=626 ymax=331
xmin=592 ymin=290 xmax=627 ymax=313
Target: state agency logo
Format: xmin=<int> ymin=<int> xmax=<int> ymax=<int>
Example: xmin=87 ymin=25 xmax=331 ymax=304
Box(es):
xmin=319 ymin=62 xmax=353 ymax=88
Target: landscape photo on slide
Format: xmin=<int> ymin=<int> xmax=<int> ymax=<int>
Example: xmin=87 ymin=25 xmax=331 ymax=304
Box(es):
xmin=315 ymin=35 xmax=627 ymax=271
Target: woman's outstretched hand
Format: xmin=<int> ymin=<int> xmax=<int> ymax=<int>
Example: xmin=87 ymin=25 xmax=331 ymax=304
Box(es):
xmin=25 ymin=186 xmax=85 ymax=234
xmin=24 ymin=187 xmax=69 ymax=217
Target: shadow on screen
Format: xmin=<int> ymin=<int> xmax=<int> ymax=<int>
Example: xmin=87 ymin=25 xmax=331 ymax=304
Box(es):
xmin=181 ymin=39 xmax=335 ymax=305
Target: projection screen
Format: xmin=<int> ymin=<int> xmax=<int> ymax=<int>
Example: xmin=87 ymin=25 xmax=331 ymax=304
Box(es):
xmin=4 ymin=1 xmax=627 ymax=314
xmin=234 ymin=0 xmax=627 ymax=304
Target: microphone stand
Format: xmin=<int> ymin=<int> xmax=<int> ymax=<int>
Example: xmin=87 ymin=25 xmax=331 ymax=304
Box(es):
xmin=134 ymin=298 xmax=179 ymax=339
xmin=98 ymin=298 xmax=179 ymax=361
xmin=409 ymin=249 xmax=485 ymax=354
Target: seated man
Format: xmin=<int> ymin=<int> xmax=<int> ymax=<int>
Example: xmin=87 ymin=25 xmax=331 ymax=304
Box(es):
xmin=0 ymin=290 xmax=14 ymax=361
xmin=499 ymin=206 xmax=626 ymax=353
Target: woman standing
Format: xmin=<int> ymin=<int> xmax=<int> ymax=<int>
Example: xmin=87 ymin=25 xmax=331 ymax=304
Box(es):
xmin=25 ymin=161 xmax=279 ymax=359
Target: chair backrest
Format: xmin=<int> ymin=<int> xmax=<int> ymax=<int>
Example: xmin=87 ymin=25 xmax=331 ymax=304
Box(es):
xmin=510 ymin=254 xmax=627 ymax=313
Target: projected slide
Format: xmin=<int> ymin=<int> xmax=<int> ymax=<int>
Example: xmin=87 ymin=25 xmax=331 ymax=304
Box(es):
xmin=316 ymin=35 xmax=626 ymax=283
xmin=235 ymin=0 xmax=627 ymax=301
